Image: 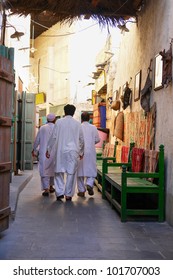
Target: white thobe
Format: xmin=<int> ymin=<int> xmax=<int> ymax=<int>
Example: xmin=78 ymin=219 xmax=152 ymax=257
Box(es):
xmin=47 ymin=116 xmax=84 ymax=197
xmin=77 ymin=122 xmax=100 ymax=192
xmin=33 ymin=122 xmax=55 ymax=190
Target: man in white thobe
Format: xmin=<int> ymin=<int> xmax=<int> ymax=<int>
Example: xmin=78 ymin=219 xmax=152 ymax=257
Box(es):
xmin=32 ymin=113 xmax=56 ymax=196
xmin=46 ymin=104 xmax=84 ymax=201
xmin=77 ymin=111 xmax=100 ymax=197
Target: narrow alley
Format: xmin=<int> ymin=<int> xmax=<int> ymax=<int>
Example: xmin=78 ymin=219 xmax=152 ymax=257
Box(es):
xmin=1 ymin=165 xmax=173 ymax=260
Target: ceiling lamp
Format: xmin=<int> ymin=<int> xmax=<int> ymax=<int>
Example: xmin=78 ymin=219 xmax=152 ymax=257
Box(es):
xmin=117 ymin=23 xmax=129 ymax=33
xmin=5 ymin=23 xmax=24 ymax=40
xmin=117 ymin=19 xmax=137 ymax=33
xmin=10 ymin=28 xmax=24 ymax=40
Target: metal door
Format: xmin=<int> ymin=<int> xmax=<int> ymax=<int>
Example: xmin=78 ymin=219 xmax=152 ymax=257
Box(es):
xmin=0 ymin=46 xmax=14 ymax=232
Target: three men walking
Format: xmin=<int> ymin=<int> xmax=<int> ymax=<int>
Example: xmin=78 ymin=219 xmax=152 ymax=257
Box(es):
xmin=33 ymin=105 xmax=100 ymax=201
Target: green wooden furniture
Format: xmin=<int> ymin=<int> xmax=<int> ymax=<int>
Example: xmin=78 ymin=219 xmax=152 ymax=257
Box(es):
xmin=102 ymin=145 xmax=165 ymax=222
xmin=95 ymin=142 xmax=135 ymax=195
xmin=96 ymin=140 xmax=118 ymax=168
xmin=95 ymin=140 xmax=118 ymax=191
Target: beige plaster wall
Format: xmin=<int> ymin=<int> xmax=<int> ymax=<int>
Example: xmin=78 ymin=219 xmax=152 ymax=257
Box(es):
xmin=112 ymin=0 xmax=173 ymax=225
xmin=30 ymin=22 xmax=73 ymax=110
xmin=30 ymin=21 xmax=98 ymax=116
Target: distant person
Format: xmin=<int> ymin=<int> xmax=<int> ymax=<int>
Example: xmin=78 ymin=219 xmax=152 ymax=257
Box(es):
xmin=32 ymin=113 xmax=56 ymax=196
xmin=77 ymin=111 xmax=100 ymax=197
xmin=89 ymin=118 xmax=93 ymax=124
xmin=46 ymin=104 xmax=84 ymax=201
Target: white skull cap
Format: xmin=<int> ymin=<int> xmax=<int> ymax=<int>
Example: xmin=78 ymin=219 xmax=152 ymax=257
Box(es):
xmin=47 ymin=113 xmax=56 ymax=121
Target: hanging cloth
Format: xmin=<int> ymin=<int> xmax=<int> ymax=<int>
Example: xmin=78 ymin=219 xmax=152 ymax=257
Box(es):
xmin=131 ymin=147 xmax=145 ymax=172
xmin=140 ymin=60 xmax=152 ymax=114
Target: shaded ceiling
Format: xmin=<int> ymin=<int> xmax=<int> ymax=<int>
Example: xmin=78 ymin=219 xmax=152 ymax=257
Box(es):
xmin=3 ymin=0 xmax=145 ymax=38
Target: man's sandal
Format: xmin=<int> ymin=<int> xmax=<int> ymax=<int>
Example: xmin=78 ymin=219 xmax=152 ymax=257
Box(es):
xmin=49 ymin=186 xmax=55 ymax=193
xmin=42 ymin=190 xmax=49 ymax=196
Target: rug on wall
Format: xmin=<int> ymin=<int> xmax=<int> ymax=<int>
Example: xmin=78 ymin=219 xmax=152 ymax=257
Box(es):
xmin=123 ymin=103 xmax=156 ymax=149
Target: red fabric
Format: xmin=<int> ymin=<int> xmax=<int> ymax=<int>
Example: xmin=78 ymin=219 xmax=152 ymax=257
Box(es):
xmin=121 ymin=146 xmax=129 ymax=163
xmin=132 ymin=148 xmax=145 ymax=172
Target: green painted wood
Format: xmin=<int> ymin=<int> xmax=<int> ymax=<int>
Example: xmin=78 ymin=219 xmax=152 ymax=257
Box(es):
xmin=8 ymin=48 xmax=15 ymax=66
xmin=107 ymin=173 xmax=159 ymax=187
xmin=20 ymin=92 xmax=35 ymax=170
xmin=0 ymin=45 xmax=8 ymax=57
xmin=96 ymin=143 xmax=165 ymax=222
xmin=96 ymin=142 xmax=134 ymax=198
xmin=102 ymin=157 xmax=108 ymax=199
xmin=102 ymin=144 xmax=165 ymax=222
xmin=111 ymin=199 xmax=121 ymax=212
xmin=158 ymin=144 xmax=165 ymax=221
xmin=121 ymin=165 xmax=127 ymax=221
xmin=126 ymin=209 xmax=160 ymax=216
xmin=113 ymin=140 xmax=119 ymax=160
xmin=122 ymin=172 xmax=160 ymax=179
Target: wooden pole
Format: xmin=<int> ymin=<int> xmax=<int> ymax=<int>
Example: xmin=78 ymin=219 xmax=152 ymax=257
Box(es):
xmin=1 ymin=11 xmax=6 ymax=45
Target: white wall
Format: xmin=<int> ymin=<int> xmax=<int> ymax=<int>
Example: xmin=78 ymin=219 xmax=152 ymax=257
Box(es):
xmin=31 ymin=22 xmax=72 ymax=109
xmin=32 ymin=19 xmax=113 ymax=115
xmin=112 ymin=0 xmax=173 ymax=225
xmin=3 ymin=13 xmax=31 ymax=91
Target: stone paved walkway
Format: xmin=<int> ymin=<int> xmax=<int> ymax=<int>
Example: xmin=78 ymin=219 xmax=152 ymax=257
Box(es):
xmin=1 ymin=165 xmax=173 ymax=260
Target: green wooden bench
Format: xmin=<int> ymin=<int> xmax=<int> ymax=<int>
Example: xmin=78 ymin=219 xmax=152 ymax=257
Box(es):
xmin=95 ymin=142 xmax=135 ymax=194
xmin=95 ymin=140 xmax=118 ymax=191
xmin=95 ymin=140 xmax=118 ymax=172
xmin=102 ymin=145 xmax=165 ymax=222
